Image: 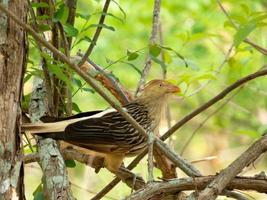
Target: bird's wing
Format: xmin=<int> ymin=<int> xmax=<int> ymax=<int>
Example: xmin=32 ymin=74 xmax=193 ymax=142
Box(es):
xmin=42 ymin=110 xmax=134 ymax=154
xmin=64 ymin=111 xmax=132 ymax=153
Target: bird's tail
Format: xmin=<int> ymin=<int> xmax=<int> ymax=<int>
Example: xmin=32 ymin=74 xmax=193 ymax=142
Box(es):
xmin=22 ymin=120 xmax=74 ymax=134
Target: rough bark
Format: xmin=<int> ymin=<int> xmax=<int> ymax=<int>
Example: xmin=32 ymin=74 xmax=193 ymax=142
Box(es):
xmin=0 ymin=0 xmax=26 ymax=199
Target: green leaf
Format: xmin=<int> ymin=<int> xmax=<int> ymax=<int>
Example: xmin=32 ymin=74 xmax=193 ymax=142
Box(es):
xmin=33 ymin=184 xmax=44 ymax=200
xmin=159 ymin=45 xmax=188 ymax=67
xmin=22 ymin=93 xmax=31 ymax=111
xmin=65 ymin=159 xmax=76 ymax=168
xmin=127 ymin=50 xmax=139 ymax=61
xmin=84 ymin=24 xmax=115 ymax=32
xmin=120 ymin=61 xmax=141 ymax=75
xmin=150 ymin=55 xmax=167 ymax=71
xmin=76 ymin=13 xmax=91 ymax=20
xmin=72 ymin=102 xmax=82 ymax=113
xmin=236 ymin=129 xmax=260 ymax=139
xmin=111 ymin=0 xmax=126 ymax=20
xmin=234 ymin=23 xmax=256 ymax=47
xmin=240 ymin=4 xmax=250 ymax=16
xmin=82 ymin=88 xmax=95 ymax=93
xmin=105 ymin=13 xmax=124 ymax=23
xmin=47 ymin=64 xmax=72 ymax=89
xmin=31 ymin=2 xmax=49 ymax=8
xmin=72 ymin=78 xmax=82 ymax=88
xmin=36 ymin=15 xmax=50 ymax=21
xmin=23 ymin=74 xmax=32 ymax=83
xmin=53 ymin=4 xmax=69 ymax=23
xmin=74 ymin=36 xmax=94 ymax=47
xmin=149 ymin=44 xmax=161 ymax=57
xmin=63 ymin=24 xmax=78 ymax=37
xmin=190 ymin=73 xmax=216 ymax=83
xmin=38 ymin=24 xmax=51 ymax=32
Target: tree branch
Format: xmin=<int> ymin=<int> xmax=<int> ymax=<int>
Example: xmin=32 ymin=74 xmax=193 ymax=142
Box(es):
xmin=161 ymin=66 xmax=267 ymax=141
xmin=78 ymin=0 xmax=111 ymax=66
xmin=195 ymin=134 xmax=267 ymax=200
xmin=135 ymin=0 xmax=161 ymax=96
xmin=126 ymin=176 xmax=267 ymax=200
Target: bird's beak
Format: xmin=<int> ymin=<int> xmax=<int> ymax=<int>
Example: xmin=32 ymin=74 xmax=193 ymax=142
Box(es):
xmin=167 ymin=84 xmax=181 ymax=94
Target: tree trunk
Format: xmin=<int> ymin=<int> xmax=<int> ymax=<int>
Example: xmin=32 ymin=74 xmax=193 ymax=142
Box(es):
xmin=0 ymin=0 xmax=26 ymax=199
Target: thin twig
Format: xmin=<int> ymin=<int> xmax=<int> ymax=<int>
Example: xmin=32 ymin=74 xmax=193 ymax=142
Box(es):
xmin=76 ymin=52 xmax=132 ymax=104
xmin=147 ymin=132 xmax=154 ymax=182
xmin=180 ymin=87 xmax=243 ymax=156
xmin=187 ymin=44 xmax=233 ymax=97
xmin=71 ymin=182 xmax=117 ymax=200
xmin=78 ymin=0 xmax=111 ymax=66
xmin=161 ymin=66 xmax=267 ymax=141
xmin=195 ymin=134 xmax=267 ymax=200
xmin=135 ymin=0 xmax=161 ymax=96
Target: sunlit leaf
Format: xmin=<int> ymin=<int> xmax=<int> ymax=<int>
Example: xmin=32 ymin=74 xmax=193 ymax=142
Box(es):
xmin=76 ymin=12 xmax=91 ymax=20
xmin=234 ymin=23 xmax=256 ymax=47
xmin=127 ymin=50 xmax=139 ymax=61
xmin=53 ymin=4 xmax=69 ymax=23
xmin=149 ymin=44 xmax=161 ymax=57
xmin=33 ymin=184 xmax=44 ymax=200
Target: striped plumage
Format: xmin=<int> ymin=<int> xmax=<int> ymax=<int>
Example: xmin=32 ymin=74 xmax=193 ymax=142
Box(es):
xmin=45 ymin=103 xmax=151 ymax=156
xmin=22 ymin=79 xmax=180 ymax=171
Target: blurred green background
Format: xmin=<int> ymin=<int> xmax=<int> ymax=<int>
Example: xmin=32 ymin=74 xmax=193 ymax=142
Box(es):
xmin=24 ymin=0 xmax=267 ymax=199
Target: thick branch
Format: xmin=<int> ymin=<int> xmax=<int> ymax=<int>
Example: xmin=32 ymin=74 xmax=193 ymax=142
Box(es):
xmin=126 ymin=176 xmax=267 ymax=200
xmin=196 ymin=134 xmax=267 ymax=200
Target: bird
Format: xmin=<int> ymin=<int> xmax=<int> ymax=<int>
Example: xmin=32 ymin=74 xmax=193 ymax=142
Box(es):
xmin=22 ymin=79 xmax=180 ymax=172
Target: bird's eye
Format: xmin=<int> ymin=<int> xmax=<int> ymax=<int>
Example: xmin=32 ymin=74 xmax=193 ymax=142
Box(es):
xmin=159 ymin=84 xmax=162 ymax=87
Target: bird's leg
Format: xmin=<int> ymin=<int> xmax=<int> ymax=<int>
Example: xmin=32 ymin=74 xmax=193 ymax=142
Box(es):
xmin=104 ymin=153 xmax=125 ymax=172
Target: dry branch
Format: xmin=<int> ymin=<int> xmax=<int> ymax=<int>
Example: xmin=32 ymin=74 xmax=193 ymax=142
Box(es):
xmin=126 ymin=176 xmax=267 ymax=200
xmin=195 ymin=134 xmax=267 ymax=200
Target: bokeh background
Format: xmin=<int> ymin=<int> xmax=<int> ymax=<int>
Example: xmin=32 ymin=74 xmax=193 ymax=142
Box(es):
xmin=24 ymin=0 xmax=267 ymax=199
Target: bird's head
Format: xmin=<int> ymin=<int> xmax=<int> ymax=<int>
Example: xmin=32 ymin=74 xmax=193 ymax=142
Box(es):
xmin=138 ymin=79 xmax=180 ymax=100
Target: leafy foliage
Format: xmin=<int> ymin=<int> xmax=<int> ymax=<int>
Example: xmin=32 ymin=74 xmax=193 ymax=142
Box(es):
xmin=24 ymin=0 xmax=267 ymax=199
